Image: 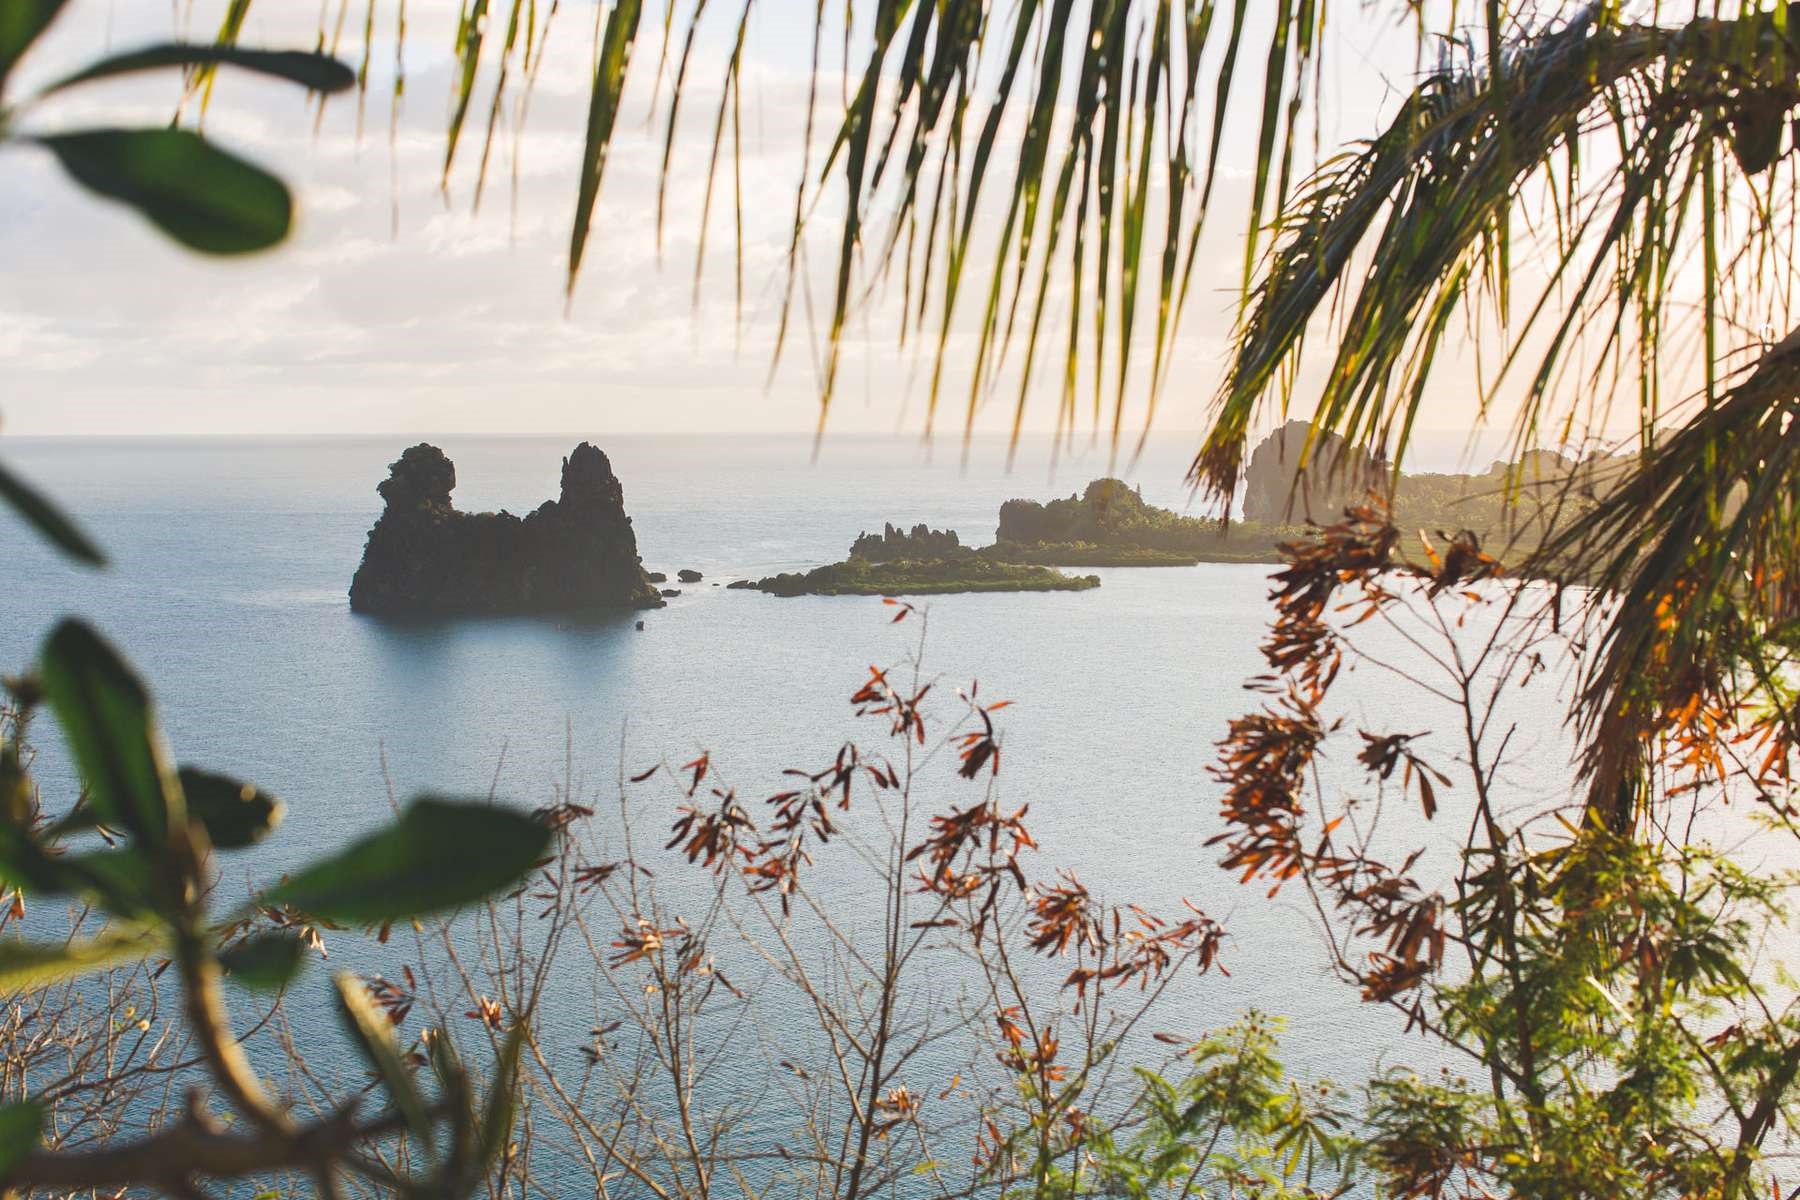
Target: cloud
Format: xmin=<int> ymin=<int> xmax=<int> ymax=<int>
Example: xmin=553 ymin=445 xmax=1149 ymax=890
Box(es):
xmin=0 ymin=0 xmax=1624 ymax=460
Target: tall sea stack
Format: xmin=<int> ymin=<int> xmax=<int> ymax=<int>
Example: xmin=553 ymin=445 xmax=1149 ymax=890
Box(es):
xmin=1240 ymin=420 xmax=1386 ymax=524
xmin=348 ymin=442 xmax=662 ymax=615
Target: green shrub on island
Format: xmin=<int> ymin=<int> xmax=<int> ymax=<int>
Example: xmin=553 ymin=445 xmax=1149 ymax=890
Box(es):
xmin=983 ymin=541 xmax=1200 ymax=567
xmin=753 ymin=553 xmax=1099 ymax=596
xmin=998 ymin=478 xmax=1220 ymax=554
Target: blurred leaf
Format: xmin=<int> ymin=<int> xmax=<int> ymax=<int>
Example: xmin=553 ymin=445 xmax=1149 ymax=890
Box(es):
xmin=0 ymin=459 xmax=105 ymax=566
xmin=263 ymin=796 xmax=549 ymax=925
xmin=39 ymin=43 xmax=355 ymax=96
xmin=40 ymin=619 xmax=179 ymax=845
xmin=0 ymin=925 xmax=163 ymax=994
xmin=179 ymin=767 xmax=282 ymax=849
xmin=219 ymin=931 xmax=307 ymax=991
xmin=428 ymin=1029 xmax=477 ymax=1184
xmin=336 ymin=973 xmax=431 ymax=1146
xmin=39 ymin=128 xmax=291 ymax=255
xmin=52 ymin=846 xmax=160 ymax=917
xmin=0 ymin=1100 xmax=42 ymax=1176
xmin=478 ymin=1023 xmax=526 ymax=1173
xmin=0 ymin=0 xmax=66 ymax=92
xmin=0 ymin=823 xmax=71 ymax=895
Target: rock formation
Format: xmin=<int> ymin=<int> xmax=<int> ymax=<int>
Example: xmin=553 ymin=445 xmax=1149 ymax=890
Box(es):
xmin=849 ymin=523 xmax=962 ymax=562
xmin=1240 ymin=420 xmax=1386 ymax=524
xmin=348 ymin=442 xmax=662 ymax=616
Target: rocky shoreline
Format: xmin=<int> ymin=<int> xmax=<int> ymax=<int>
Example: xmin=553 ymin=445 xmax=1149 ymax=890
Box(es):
xmin=349 ymin=428 xmax=1603 ymax=612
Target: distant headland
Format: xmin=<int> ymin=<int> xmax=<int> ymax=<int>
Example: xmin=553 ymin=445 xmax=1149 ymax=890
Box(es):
xmin=347 ymin=427 xmax=1606 ymax=615
xmin=348 ymin=442 xmax=662 ymax=616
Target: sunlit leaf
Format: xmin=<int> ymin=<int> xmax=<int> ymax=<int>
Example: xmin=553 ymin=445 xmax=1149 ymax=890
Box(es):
xmin=0 ymin=925 xmax=163 ymax=995
xmin=336 ymin=972 xmax=432 ymax=1144
xmin=478 ymin=1023 xmax=526 ymax=1171
xmin=566 ymin=0 xmax=643 ymax=296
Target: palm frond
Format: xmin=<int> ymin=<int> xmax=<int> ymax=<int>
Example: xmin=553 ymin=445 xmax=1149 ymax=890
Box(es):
xmin=1537 ymin=335 xmax=1800 ymax=826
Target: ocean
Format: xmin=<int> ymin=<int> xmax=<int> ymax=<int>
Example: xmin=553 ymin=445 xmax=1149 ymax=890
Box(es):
xmin=0 ymin=433 xmax=1584 ymax=1190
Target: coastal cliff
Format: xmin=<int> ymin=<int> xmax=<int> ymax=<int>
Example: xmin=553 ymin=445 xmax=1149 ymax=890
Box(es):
xmin=348 ymin=442 xmax=662 ymax=615
xmin=1240 ymin=419 xmax=1386 ymax=524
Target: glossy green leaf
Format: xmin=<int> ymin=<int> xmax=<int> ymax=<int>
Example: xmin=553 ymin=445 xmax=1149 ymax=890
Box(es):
xmin=0 ymin=1100 xmax=43 ymax=1177
xmin=0 ymin=459 xmax=105 ymax=566
xmin=39 ymin=619 xmax=179 ymax=845
xmin=218 ymin=931 xmax=307 ymax=992
xmin=336 ymin=973 xmax=431 ymax=1145
xmin=0 ymin=0 xmax=66 ymax=91
xmin=39 ymin=128 xmax=291 ymax=255
xmin=179 ymin=767 xmax=282 ymax=849
xmin=39 ymin=43 xmax=355 ymax=97
xmin=263 ymin=797 xmax=548 ymax=926
xmin=0 ymin=925 xmax=163 ymax=995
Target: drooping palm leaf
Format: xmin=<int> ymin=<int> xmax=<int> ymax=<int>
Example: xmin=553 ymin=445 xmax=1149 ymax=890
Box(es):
xmin=185 ymin=0 xmax=1328 ymax=445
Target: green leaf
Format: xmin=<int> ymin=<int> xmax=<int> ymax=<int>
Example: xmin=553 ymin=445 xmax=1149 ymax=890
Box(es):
xmin=336 ymin=973 xmax=431 ymax=1146
xmin=179 ymin=767 xmax=282 ymax=850
xmin=566 ymin=0 xmax=644 ymax=296
xmin=218 ymin=931 xmax=308 ymax=992
xmin=0 ymin=925 xmax=163 ymax=994
xmin=428 ymin=1030 xmax=477 ymax=1185
xmin=0 ymin=1100 xmax=43 ymax=1176
xmin=40 ymin=620 xmax=180 ymax=845
xmin=50 ymin=846 xmax=160 ymax=917
xmin=0 ymin=823 xmax=72 ymax=895
xmin=38 ymin=43 xmax=355 ymax=97
xmin=38 ymin=128 xmax=291 ymax=255
xmin=0 ymin=459 xmax=105 ymax=566
xmin=0 ymin=0 xmax=66 ymax=91
xmin=263 ymin=797 xmax=549 ymax=926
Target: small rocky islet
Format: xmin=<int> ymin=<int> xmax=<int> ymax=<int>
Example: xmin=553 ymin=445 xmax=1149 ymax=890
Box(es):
xmin=348 ymin=442 xmax=662 ymax=616
xmin=349 ymin=428 xmax=1603 ymax=612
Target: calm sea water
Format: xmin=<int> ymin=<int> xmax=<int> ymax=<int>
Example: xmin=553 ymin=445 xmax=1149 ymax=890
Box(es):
xmin=0 ymin=434 xmax=1585 ymax=1185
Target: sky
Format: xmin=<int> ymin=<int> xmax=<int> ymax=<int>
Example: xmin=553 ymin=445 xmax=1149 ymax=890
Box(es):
xmin=0 ymin=1 xmax=1662 ymax=464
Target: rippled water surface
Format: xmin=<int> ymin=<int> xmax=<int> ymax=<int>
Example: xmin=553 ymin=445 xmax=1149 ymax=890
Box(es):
xmin=1 ymin=433 xmax=1590 ymax=1187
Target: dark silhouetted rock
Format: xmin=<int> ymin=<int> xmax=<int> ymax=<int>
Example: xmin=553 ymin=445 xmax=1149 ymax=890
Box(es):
xmin=349 ymin=442 xmax=662 ymax=616
xmin=660 ymin=588 xmax=681 ymax=598
xmin=647 ymin=571 xmax=668 ymax=583
xmin=726 ymin=579 xmax=756 ymax=590
xmin=677 ymin=568 xmax=703 ymax=583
